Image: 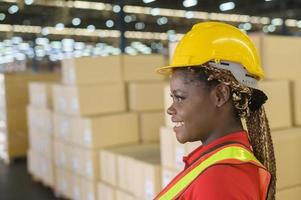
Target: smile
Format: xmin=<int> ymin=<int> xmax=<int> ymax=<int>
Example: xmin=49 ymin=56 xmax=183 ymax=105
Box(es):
xmin=174 ymin=121 xmax=184 ymax=128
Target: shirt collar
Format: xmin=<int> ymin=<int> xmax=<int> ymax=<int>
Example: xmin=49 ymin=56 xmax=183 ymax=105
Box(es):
xmin=183 ymin=130 xmax=251 ymax=168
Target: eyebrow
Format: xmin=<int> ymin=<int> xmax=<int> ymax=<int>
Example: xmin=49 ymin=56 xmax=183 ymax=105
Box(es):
xmin=171 ymin=89 xmax=187 ymax=95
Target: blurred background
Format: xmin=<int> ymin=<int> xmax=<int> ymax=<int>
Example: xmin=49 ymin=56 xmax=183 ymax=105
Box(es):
xmin=0 ymin=0 xmax=301 ymax=200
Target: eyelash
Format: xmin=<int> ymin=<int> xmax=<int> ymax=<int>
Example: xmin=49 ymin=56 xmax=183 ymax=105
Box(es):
xmin=170 ymin=94 xmax=185 ymax=103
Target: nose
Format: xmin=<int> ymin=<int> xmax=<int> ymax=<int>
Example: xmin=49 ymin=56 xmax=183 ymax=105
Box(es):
xmin=167 ymin=104 xmax=176 ymax=116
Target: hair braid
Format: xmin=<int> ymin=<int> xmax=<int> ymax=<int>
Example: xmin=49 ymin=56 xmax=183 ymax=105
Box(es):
xmin=246 ymin=107 xmax=277 ymax=200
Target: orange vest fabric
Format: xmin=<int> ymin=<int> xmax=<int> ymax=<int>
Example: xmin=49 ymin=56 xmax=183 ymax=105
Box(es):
xmin=155 ymin=143 xmax=271 ymax=200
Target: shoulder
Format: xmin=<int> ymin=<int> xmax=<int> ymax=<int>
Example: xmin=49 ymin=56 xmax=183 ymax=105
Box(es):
xmin=180 ymin=163 xmax=260 ymax=200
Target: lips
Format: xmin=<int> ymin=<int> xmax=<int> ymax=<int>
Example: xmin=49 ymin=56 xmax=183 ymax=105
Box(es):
xmin=173 ymin=121 xmax=184 ymax=133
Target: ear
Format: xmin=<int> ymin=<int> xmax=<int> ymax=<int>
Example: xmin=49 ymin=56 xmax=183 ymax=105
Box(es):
xmin=213 ymin=83 xmax=231 ymax=107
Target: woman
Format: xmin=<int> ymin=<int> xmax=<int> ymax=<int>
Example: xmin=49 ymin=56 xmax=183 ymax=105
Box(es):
xmin=155 ymin=22 xmax=276 ymax=200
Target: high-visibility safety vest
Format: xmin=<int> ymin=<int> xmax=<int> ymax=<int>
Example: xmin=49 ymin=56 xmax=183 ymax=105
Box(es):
xmin=155 ymin=144 xmax=271 ymax=200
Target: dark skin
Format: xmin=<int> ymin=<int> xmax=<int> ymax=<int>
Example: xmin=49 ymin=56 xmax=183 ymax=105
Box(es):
xmin=167 ymin=69 xmax=244 ymax=145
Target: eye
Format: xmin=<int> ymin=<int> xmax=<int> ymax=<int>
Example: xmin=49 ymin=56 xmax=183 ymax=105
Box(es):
xmin=171 ymin=94 xmax=185 ymax=103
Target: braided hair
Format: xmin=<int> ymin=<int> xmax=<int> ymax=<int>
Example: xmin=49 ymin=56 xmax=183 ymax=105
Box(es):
xmin=177 ymin=63 xmax=276 ymax=200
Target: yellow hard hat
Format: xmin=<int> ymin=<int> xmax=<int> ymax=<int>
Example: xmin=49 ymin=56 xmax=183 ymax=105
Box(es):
xmin=157 ymin=22 xmax=264 ymax=81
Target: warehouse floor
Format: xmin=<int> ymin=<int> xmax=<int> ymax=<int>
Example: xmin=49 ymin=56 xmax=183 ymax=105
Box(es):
xmin=0 ymin=158 xmax=59 ymax=200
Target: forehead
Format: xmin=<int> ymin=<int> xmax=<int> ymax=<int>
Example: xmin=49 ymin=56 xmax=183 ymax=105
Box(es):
xmin=170 ymin=70 xmax=206 ymax=92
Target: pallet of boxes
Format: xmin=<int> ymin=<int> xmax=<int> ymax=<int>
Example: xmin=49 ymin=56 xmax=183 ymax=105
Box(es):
xmin=27 ymin=76 xmax=60 ymax=187
xmin=98 ymin=55 xmax=167 ymax=200
xmin=52 ymin=54 xmax=167 ymax=200
xmin=249 ymin=34 xmax=301 ymax=199
xmin=0 ymin=72 xmax=59 ymax=164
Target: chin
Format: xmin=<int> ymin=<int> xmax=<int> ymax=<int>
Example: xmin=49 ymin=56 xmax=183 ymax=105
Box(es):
xmin=175 ymin=134 xmax=188 ymax=144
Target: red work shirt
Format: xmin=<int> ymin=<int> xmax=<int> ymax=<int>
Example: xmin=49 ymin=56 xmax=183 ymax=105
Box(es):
xmin=179 ymin=131 xmax=262 ymax=200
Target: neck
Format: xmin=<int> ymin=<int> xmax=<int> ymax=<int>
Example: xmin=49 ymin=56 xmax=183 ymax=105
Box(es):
xmin=202 ymin=118 xmax=244 ymax=146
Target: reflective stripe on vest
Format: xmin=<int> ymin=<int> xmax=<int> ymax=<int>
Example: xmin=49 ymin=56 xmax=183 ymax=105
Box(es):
xmin=156 ymin=146 xmax=267 ymax=200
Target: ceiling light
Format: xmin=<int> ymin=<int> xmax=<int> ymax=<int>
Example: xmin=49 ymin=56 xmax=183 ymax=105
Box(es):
xmin=41 ymin=27 xmax=49 ymax=36
xmin=150 ymin=8 xmax=160 ymax=16
xmin=25 ymin=0 xmax=34 ymax=5
xmin=157 ymin=17 xmax=168 ymax=25
xmin=285 ymin=19 xmax=297 ymax=27
xmin=87 ymin=25 xmax=95 ymax=32
xmin=135 ymin=22 xmax=145 ymax=30
xmin=143 ymin=0 xmax=156 ymax=3
xmin=55 ymin=23 xmax=64 ymax=31
xmin=185 ymin=11 xmax=194 ymax=19
xmin=183 ymin=0 xmax=198 ymax=8
xmin=267 ymin=25 xmax=276 ymax=32
xmin=260 ymin=17 xmax=270 ymax=24
xmin=297 ymin=20 xmax=301 ymax=28
xmin=8 ymin=5 xmax=19 ymax=14
xmin=265 ymin=0 xmax=272 ymax=1
xmin=243 ymin=22 xmax=252 ymax=30
xmin=262 ymin=25 xmax=269 ymax=33
xmin=113 ymin=5 xmax=121 ymax=13
xmin=72 ymin=18 xmax=81 ymax=26
xmin=271 ymin=18 xmax=283 ymax=26
xmin=219 ymin=2 xmax=235 ymax=12
xmin=106 ymin=20 xmax=114 ymax=28
xmin=0 ymin=13 xmax=5 ymax=21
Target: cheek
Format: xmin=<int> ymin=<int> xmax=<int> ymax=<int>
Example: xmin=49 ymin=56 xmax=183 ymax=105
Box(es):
xmin=183 ymin=98 xmax=215 ymax=133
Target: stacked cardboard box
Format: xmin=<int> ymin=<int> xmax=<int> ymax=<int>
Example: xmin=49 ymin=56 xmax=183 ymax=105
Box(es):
xmin=99 ymin=143 xmax=161 ymax=200
xmin=0 ymin=73 xmax=59 ymax=164
xmin=52 ymin=56 xmax=142 ymax=200
xmin=249 ymin=35 xmax=301 ymax=198
xmin=124 ymin=55 xmax=166 ymax=143
xmin=273 ymin=128 xmax=301 ymax=200
xmin=27 ymin=81 xmax=58 ymax=187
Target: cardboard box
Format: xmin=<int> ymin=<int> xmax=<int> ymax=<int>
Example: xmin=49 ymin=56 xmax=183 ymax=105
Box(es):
xmin=40 ymin=155 xmax=55 ymax=187
xmin=53 ymin=140 xmax=72 ymax=170
xmin=272 ymin=128 xmax=301 ymax=190
xmin=261 ymin=35 xmax=301 ymax=79
xmin=100 ymin=147 xmax=124 ymax=186
xmin=139 ymin=157 xmax=161 ymax=200
xmin=99 ymin=144 xmax=158 ymax=187
xmin=277 ymin=185 xmax=301 ymax=200
xmin=55 ymin=168 xmax=73 ymax=199
xmin=161 ymin=167 xmax=180 ymax=189
xmin=72 ymin=175 xmax=82 ymax=200
xmin=139 ymin=111 xmax=164 ymax=143
xmin=160 ymin=127 xmax=177 ymax=169
xmin=258 ymin=80 xmax=292 ymax=130
xmin=248 ymin=34 xmax=262 ymax=55
xmin=128 ymin=82 xmax=165 ymax=111
xmin=53 ymin=112 xmax=73 ymax=142
xmin=80 ymin=177 xmax=98 ymax=200
xmin=62 ymin=56 xmax=122 ymax=85
xmin=118 ymin=144 xmax=160 ymax=195
xmin=160 ymin=127 xmax=201 ymax=170
xmin=52 ymin=83 xmax=126 ymax=116
xmin=292 ymin=80 xmax=301 ymax=125
xmin=27 ymin=150 xmax=55 ymax=187
xmin=72 ymin=112 xmax=139 ymax=148
xmin=98 ymin=182 xmax=116 ymax=200
xmin=168 ymin=42 xmax=178 ymax=63
xmin=122 ymin=55 xmax=166 ymax=81
xmin=164 ymin=84 xmax=173 ymax=128
xmin=28 ymin=129 xmax=53 ymax=159
xmin=81 ymin=148 xmax=99 ymax=181
xmin=27 ymin=106 xmax=52 ymax=136
xmin=116 ymin=189 xmax=136 ymax=200
xmin=29 ymin=82 xmax=55 ymax=108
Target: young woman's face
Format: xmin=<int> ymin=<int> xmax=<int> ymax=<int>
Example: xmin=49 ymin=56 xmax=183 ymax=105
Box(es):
xmin=167 ymin=69 xmax=218 ymax=144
